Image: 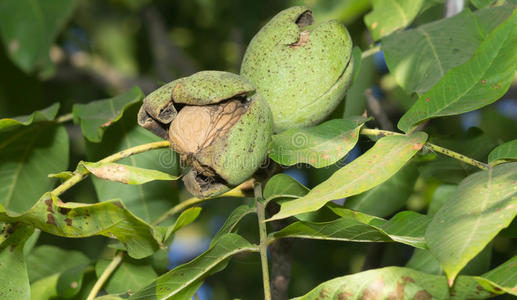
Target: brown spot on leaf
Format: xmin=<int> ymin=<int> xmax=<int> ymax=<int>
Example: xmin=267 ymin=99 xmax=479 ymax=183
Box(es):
xmin=402 ymin=276 xmax=415 ymax=283
xmin=372 ymin=22 xmax=378 ymax=30
xmin=360 ymin=278 xmax=384 ymax=300
xmin=9 ymin=245 xmax=16 ymax=252
xmin=481 ymin=80 xmax=487 ymax=84
xmin=425 ymin=98 xmax=430 ymax=103
xmin=89 ymin=164 xmax=130 ymax=184
xmin=59 ymin=207 xmax=71 ymax=215
xmin=113 ymin=201 xmax=123 ymax=209
xmin=46 ymin=214 xmax=56 ymax=226
xmin=8 ymin=40 xmax=19 ymax=54
xmin=100 ymin=119 xmax=114 ymax=127
xmin=506 ymin=204 xmax=516 ymax=210
xmin=70 ymin=281 xmax=78 ymax=289
xmin=65 ymin=218 xmax=72 ymax=226
xmin=413 ymin=290 xmax=431 ymax=300
xmin=476 ymin=286 xmax=484 ymax=291
xmin=388 ymin=282 xmax=405 ymax=300
xmin=45 ymin=198 xmax=53 ymax=213
xmin=338 ymin=290 xmax=353 ymax=300
xmin=413 ymin=143 xmax=423 ymax=150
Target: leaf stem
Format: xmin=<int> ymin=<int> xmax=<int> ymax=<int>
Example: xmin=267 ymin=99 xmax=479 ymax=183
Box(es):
xmin=152 ymin=188 xmax=247 ymax=225
xmin=86 ymin=251 xmax=124 ymax=300
xmin=51 ymin=141 xmax=171 ymax=197
xmin=255 ymin=183 xmax=271 ymax=300
xmin=361 ymin=45 xmax=381 ymax=59
xmin=56 ymin=113 xmax=74 ymax=123
xmin=359 ymin=128 xmax=489 ymax=170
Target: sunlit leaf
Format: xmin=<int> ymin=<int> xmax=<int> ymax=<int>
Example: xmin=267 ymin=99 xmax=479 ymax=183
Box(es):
xmin=343 ymin=164 xmax=418 ymax=217
xmin=0 ymin=124 xmax=69 ymax=213
xmin=269 ymin=132 xmax=428 ymax=221
xmin=0 ymin=103 xmax=59 ymax=132
xmin=129 ymin=233 xmax=257 ymax=300
xmin=73 ymin=86 xmax=144 ymax=143
xmin=398 ymin=9 xmax=517 ymax=132
xmin=80 ymin=161 xmax=179 ymax=185
xmin=0 ymin=193 xmax=164 ymax=259
xmin=364 ymin=0 xmax=425 ymax=41
xmin=268 ymin=117 xmax=367 ymax=168
xmin=488 ymin=139 xmax=517 ymax=166
xmin=293 ymin=266 xmax=495 ymax=299
xmin=272 ymin=209 xmax=429 ymax=249
xmin=426 ymin=162 xmax=517 ymax=283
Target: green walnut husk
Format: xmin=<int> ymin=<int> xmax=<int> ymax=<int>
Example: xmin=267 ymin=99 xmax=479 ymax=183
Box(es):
xmin=138 ymin=71 xmax=273 ymax=198
xmin=241 ymin=6 xmax=354 ymax=132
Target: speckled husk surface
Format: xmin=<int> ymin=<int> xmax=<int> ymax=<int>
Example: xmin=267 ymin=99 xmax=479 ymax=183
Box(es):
xmin=240 ymin=6 xmax=354 ymax=132
xmin=138 ymin=71 xmax=272 ymax=198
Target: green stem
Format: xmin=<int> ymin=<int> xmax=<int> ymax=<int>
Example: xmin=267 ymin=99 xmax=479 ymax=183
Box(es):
xmin=56 ymin=113 xmax=73 ymax=123
xmin=86 ymin=251 xmax=124 ymax=300
xmin=152 ymin=187 xmax=247 ymax=225
xmin=51 ymin=141 xmax=171 ymax=197
xmin=152 ymin=197 xmax=207 ymax=226
xmin=255 ymin=183 xmax=271 ymax=300
xmin=359 ymin=128 xmax=489 ymax=170
xmin=361 ymin=45 xmax=381 ymax=59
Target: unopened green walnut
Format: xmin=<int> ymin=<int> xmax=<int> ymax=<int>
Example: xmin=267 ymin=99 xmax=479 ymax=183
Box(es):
xmin=241 ymin=6 xmax=354 ymax=132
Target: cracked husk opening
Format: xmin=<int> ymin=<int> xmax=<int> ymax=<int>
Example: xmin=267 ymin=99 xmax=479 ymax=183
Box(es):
xmin=168 ymin=99 xmax=248 ymax=194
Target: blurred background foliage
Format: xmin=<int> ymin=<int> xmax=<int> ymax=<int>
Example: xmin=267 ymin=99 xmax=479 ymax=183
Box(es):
xmin=0 ymin=0 xmax=516 ymax=299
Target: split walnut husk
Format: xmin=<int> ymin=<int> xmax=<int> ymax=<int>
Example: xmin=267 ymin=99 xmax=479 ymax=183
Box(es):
xmin=138 ymin=71 xmax=273 ymax=198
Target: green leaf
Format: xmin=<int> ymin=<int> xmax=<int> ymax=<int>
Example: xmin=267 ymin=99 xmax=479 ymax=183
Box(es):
xmin=56 ymin=264 xmax=89 ymax=298
xmin=272 ymin=209 xmax=429 ymax=249
xmin=30 ymin=273 xmax=59 ymax=300
xmin=129 ymin=233 xmax=257 ymax=300
xmin=0 ymin=193 xmax=164 ymax=259
xmin=26 ymin=245 xmax=89 ymax=282
xmin=79 ymin=162 xmax=179 ymax=185
xmin=161 ymin=207 xmax=202 ymax=242
xmin=398 ymin=9 xmax=517 ymax=132
xmin=383 ymin=6 xmax=513 ymax=95
xmin=482 ymin=255 xmax=517 ymax=295
xmin=73 ymin=86 xmax=144 ymax=143
xmin=268 ymin=132 xmax=428 ymax=221
xmin=0 ymin=223 xmax=33 ymax=299
xmin=86 ymin=103 xmax=180 ymax=223
xmin=268 ymin=118 xmax=367 ymax=168
xmin=471 ymin=0 xmax=497 ymax=8
xmin=263 ymin=174 xmax=309 ymax=203
xmin=211 ymin=204 xmax=255 ymax=246
xmin=293 ymin=266 xmax=494 ymax=299
xmin=364 ymin=0 xmax=425 ymax=41
xmin=0 ymin=124 xmax=69 ymax=213
xmin=343 ymin=164 xmax=418 ymax=217
xmin=0 ymin=103 xmax=59 ymax=132
xmin=95 ymin=258 xmax=157 ymax=294
xmin=0 ymin=0 xmax=77 ymax=75
xmin=488 ymin=139 xmax=517 ymax=166
xmin=426 ymin=162 xmax=517 ymax=283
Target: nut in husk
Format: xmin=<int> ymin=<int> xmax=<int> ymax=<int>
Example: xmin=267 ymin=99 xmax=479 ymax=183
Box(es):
xmin=138 ymin=71 xmax=273 ymax=198
xmin=240 ymin=6 xmax=354 ymax=132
